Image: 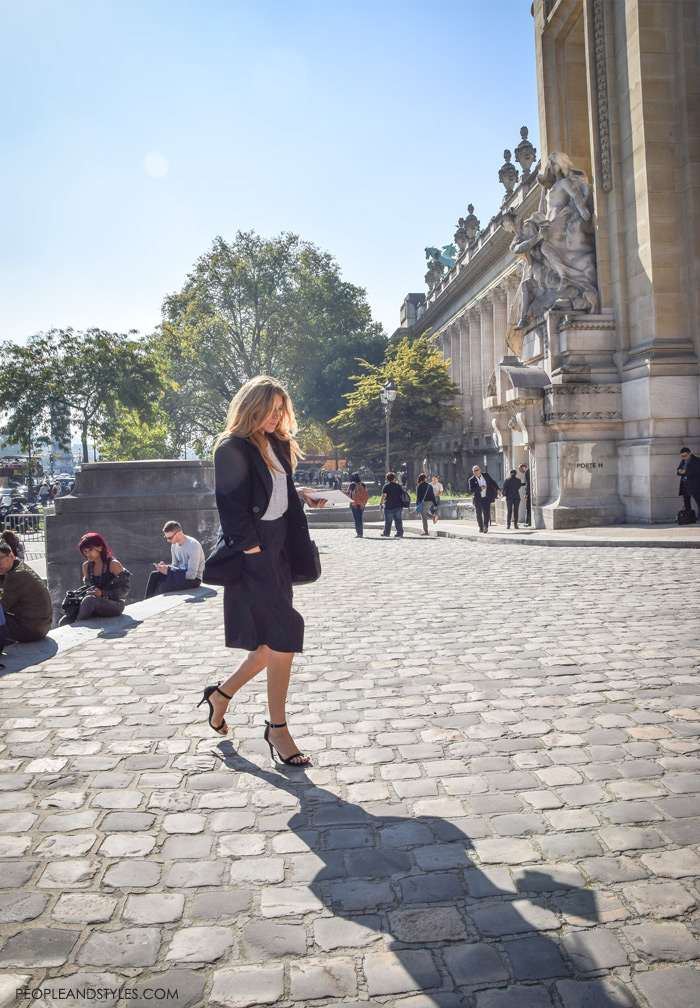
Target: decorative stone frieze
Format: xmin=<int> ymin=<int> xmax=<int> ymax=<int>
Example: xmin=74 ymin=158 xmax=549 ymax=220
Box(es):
xmin=592 ymin=0 xmax=612 ymax=192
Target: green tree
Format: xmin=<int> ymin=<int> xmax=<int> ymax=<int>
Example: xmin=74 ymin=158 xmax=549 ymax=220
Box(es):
xmin=0 ymin=328 xmax=163 ymax=463
xmin=152 ymin=230 xmax=386 ymax=449
xmin=96 ymin=407 xmax=179 ymax=461
xmin=329 ymin=336 xmax=462 ymax=477
xmin=295 ymin=415 xmax=335 ymax=457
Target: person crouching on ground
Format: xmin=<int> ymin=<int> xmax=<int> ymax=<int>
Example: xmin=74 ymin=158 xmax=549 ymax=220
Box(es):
xmin=144 ymin=521 xmax=205 ymax=598
xmin=502 ymin=469 xmax=524 ymax=529
xmin=468 ymin=464 xmax=501 ymax=533
xmin=416 ymin=474 xmax=436 ymax=536
xmin=0 ymin=541 xmax=52 ymax=654
xmin=380 ymin=472 xmax=405 ymax=537
xmin=198 ymin=374 xmax=326 ymax=766
xmin=76 ymin=533 xmax=130 ymax=620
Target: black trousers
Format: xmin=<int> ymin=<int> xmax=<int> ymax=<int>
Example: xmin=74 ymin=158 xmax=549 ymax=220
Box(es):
xmin=506 ymin=499 xmax=520 ymax=526
xmin=474 ymin=496 xmax=491 ymax=530
xmin=144 ymin=570 xmax=201 ymax=599
xmin=0 ymin=613 xmax=47 ymax=651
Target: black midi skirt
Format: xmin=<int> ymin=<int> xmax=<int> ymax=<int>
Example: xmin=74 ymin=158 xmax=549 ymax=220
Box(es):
xmin=223 ymin=516 xmax=304 ymax=653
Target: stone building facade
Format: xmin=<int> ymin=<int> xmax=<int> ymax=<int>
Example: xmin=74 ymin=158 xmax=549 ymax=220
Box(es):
xmin=396 ymin=0 xmax=699 ymax=526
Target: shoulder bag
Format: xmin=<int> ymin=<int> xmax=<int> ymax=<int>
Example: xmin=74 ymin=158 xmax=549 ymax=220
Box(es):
xmin=287 ymin=526 xmax=322 ymax=585
xmin=203 ymin=535 xmax=243 ymax=587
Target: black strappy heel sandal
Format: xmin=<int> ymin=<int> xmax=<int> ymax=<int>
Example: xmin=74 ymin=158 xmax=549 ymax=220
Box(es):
xmin=197 ymin=683 xmax=232 ymax=735
xmin=264 ymin=721 xmax=310 ymax=766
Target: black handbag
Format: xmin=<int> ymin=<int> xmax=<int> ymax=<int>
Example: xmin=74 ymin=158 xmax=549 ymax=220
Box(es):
xmin=203 ymin=535 xmax=243 ymax=587
xmin=60 ymin=585 xmax=91 ymax=623
xmin=288 ymin=529 xmax=322 ymax=586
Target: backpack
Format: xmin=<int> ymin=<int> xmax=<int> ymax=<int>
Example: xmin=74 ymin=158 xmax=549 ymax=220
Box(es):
xmin=351 ymin=482 xmax=368 ymax=506
xmin=400 ymin=487 xmax=411 ymax=507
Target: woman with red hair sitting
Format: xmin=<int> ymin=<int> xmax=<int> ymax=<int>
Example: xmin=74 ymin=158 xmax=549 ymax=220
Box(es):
xmin=75 ymin=533 xmax=131 ymax=621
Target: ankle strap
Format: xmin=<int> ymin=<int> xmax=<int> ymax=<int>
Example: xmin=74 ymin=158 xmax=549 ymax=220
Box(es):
xmin=266 ymin=720 xmax=287 ymax=728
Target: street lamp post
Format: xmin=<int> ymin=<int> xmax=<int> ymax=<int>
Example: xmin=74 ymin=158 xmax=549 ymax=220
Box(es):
xmin=379 ymin=378 xmax=397 ymax=473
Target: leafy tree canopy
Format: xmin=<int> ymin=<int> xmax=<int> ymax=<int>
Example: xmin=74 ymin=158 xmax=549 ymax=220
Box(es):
xmin=151 ymin=230 xmax=387 ymax=450
xmin=329 ymin=336 xmax=462 ymax=473
xmin=96 ymin=407 xmax=180 ymax=461
xmin=0 ymin=328 xmax=163 ymax=463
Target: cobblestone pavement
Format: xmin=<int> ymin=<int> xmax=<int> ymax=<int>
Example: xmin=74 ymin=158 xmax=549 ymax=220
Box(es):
xmin=1 ymin=529 xmax=699 ymax=1008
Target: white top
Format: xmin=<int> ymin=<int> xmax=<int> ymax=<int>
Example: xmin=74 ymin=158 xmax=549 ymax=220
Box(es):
xmin=432 ymin=480 xmax=443 ymax=495
xmin=171 ymin=535 xmax=205 ymax=580
xmin=475 ymin=474 xmax=487 ymax=497
xmin=262 ymin=442 xmax=289 ymax=521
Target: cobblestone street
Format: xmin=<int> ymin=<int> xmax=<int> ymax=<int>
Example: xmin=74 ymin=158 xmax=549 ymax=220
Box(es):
xmin=1 ymin=529 xmax=699 ymax=1008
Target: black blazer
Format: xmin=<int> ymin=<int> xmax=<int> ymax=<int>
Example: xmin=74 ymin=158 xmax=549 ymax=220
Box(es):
xmin=502 ymin=475 xmax=523 ymax=501
xmin=468 ymin=472 xmax=500 ymax=503
xmin=213 ymin=434 xmax=309 ymax=553
xmin=679 ymin=454 xmax=700 ymax=493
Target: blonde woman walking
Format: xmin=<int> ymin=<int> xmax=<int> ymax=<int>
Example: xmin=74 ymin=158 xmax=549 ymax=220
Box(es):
xmin=198 ymin=376 xmax=324 ymax=766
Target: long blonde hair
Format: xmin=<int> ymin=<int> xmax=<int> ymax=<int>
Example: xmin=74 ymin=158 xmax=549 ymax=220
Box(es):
xmin=214 ymin=375 xmax=303 ymax=472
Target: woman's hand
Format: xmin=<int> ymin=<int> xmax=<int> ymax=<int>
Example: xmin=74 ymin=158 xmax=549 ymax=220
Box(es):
xmin=298 ymin=489 xmax=326 ymax=508
xmin=90 ymin=588 xmax=102 ymax=597
xmin=244 ymin=547 xmax=261 ymax=553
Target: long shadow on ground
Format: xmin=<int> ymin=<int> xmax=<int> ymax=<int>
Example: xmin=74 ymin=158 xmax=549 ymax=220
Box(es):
xmin=213 ymin=748 xmax=636 ymax=1006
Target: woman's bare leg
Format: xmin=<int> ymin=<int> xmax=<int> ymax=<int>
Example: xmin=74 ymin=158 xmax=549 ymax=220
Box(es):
xmin=266 ymin=649 xmax=309 ymax=764
xmin=207 ymin=646 xmax=270 ymax=735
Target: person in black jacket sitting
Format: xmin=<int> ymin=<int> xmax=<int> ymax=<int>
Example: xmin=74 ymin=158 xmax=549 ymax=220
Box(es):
xmin=468 ymin=465 xmax=501 ymax=533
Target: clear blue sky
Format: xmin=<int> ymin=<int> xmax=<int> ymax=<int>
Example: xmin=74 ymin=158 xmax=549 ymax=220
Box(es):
xmin=1 ymin=0 xmax=539 ymax=344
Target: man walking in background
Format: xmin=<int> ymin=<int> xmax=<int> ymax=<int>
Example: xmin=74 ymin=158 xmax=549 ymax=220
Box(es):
xmin=145 ymin=520 xmax=205 ymax=598
xmin=468 ymin=465 xmax=501 ymax=533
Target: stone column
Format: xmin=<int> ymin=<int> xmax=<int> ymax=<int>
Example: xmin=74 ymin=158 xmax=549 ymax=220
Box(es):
xmin=491 ymin=286 xmax=509 ymax=366
xmin=504 ymin=273 xmax=521 ymax=352
xmin=480 ymin=299 xmax=495 ymax=437
xmin=468 ymin=307 xmax=483 ymax=438
xmin=457 ymin=313 xmax=471 ymax=428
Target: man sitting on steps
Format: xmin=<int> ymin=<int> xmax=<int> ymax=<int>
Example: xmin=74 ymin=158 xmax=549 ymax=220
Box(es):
xmin=144 ymin=520 xmax=205 ymax=599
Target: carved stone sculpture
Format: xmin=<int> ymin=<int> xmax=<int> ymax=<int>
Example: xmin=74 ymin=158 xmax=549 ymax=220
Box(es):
xmin=514 ymin=127 xmax=537 ymax=178
xmin=424 ymin=249 xmax=445 ymax=289
xmin=501 ymin=152 xmax=599 ymax=339
xmin=454 ymin=207 xmax=480 ymax=250
xmin=502 ymin=209 xmax=560 ymax=345
xmin=537 ymin=152 xmax=598 ymax=313
xmin=498 ymin=150 xmax=519 ymax=197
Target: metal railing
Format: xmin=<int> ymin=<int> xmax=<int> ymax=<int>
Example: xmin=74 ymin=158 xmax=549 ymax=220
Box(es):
xmin=3 ymin=513 xmax=44 ymax=543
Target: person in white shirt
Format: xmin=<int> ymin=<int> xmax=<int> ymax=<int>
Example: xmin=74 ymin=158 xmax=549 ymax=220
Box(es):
xmin=430 ymin=476 xmax=443 ymax=524
xmin=144 ymin=520 xmax=206 ymax=598
xmin=467 ymin=465 xmax=501 ymax=533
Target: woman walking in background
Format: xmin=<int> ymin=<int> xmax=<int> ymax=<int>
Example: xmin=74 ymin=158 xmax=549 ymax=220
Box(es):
xmin=199 ymin=375 xmax=324 ymax=766
xmin=415 ymin=474 xmax=436 ymax=536
xmin=347 ymin=472 xmax=368 ymax=538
